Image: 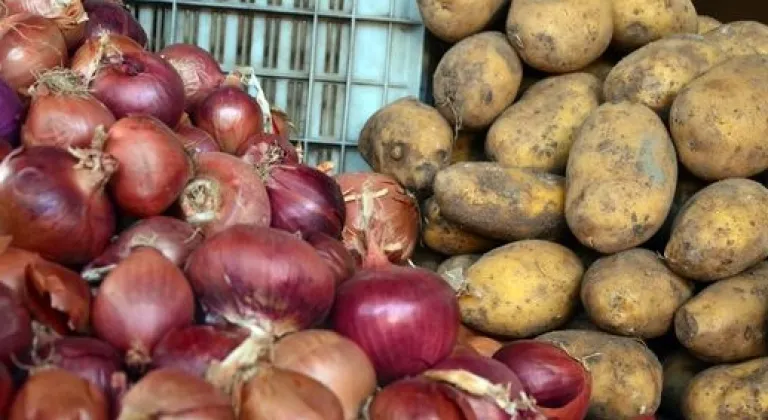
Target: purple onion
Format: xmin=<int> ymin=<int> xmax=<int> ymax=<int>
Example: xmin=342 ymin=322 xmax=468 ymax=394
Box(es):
xmin=83 ymin=0 xmax=148 ymax=47
xmin=151 ymin=325 xmax=248 ymax=377
xmin=0 ymin=79 xmax=23 ymax=145
xmin=0 ymin=283 xmax=32 ymax=365
xmin=305 ymin=231 xmax=355 ymax=286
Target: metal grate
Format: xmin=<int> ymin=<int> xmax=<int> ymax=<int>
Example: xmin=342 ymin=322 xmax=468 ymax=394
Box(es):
xmin=126 ymin=0 xmax=426 ymax=172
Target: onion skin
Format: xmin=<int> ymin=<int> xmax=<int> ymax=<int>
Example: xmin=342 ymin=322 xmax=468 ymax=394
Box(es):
xmin=105 ymin=115 xmax=192 ymax=217
xmin=273 ymin=330 xmax=377 ymax=420
xmin=238 ymin=132 xmax=299 ymax=165
xmin=332 ymin=265 xmax=460 ymax=383
xmin=71 ymin=33 xmax=144 ymax=81
xmin=179 ymin=152 xmax=271 ymax=237
xmin=305 ymin=232 xmax=356 ymax=286
xmin=82 ymin=0 xmax=147 ymax=47
xmin=9 ymin=369 xmax=109 ymax=420
xmin=0 ymin=363 xmax=12 ymax=417
xmin=0 ymin=146 xmax=116 ymax=266
xmin=185 ymin=225 xmax=336 ymax=336
xmin=159 ymin=43 xmax=226 ymax=110
xmin=25 ymin=259 xmax=91 ymax=334
xmin=335 ymin=172 xmax=420 ymax=265
xmin=82 ymin=216 xmax=203 ymax=282
xmin=493 ymin=340 xmax=592 ymax=420
xmin=270 ymin=106 xmax=293 ymax=141
xmin=118 ymin=368 xmax=234 ymax=419
xmin=0 ymin=14 xmax=69 ymax=95
xmin=238 ymin=365 xmax=344 ymax=420
xmin=177 ymin=120 xmax=220 ymax=154
xmin=0 ymin=79 xmax=23 ymax=144
xmin=92 ymin=247 xmax=195 ymax=366
xmin=265 ymin=164 xmax=346 ymax=239
xmin=0 ymin=239 xmax=41 ymax=296
xmin=92 ymin=51 xmax=186 ymax=127
xmin=150 ymin=325 xmax=248 ymax=378
xmin=4 ymin=0 xmax=87 ymax=48
xmin=22 ymin=72 xmax=116 ymax=149
xmin=193 ymin=86 xmax=263 ymax=154
xmin=370 ymin=378 xmax=463 ymax=420
xmin=0 ymin=283 xmax=33 ymax=365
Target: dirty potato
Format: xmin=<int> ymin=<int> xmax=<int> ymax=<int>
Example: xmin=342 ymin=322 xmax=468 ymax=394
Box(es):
xmin=565 ymin=101 xmax=678 ymax=254
xmin=683 ymin=357 xmax=768 ymax=420
xmin=537 ymin=330 xmax=663 ymax=420
xmin=486 ymin=73 xmax=601 ymax=174
xmin=664 ymin=178 xmax=768 ymax=282
xmin=702 ymin=20 xmax=768 ymax=57
xmin=697 ymin=15 xmax=721 ymax=34
xmin=610 ymin=0 xmax=698 ymax=50
xmin=450 ymin=131 xmax=485 ymax=164
xmin=433 ymin=162 xmax=566 ymax=242
xmin=460 ymin=240 xmax=584 ymax=338
xmin=433 ymin=32 xmax=522 ymax=130
xmin=416 ymin=0 xmax=508 ymax=43
xmin=422 ymin=197 xmax=497 ymax=256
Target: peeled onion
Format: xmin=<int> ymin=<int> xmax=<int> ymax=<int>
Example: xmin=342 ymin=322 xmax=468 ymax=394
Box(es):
xmin=9 ymin=369 xmax=109 ymax=420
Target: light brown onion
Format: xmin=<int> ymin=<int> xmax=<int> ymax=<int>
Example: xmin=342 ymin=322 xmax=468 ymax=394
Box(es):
xmin=273 ymin=330 xmax=376 ymax=420
xmin=9 ymin=369 xmax=109 ymax=420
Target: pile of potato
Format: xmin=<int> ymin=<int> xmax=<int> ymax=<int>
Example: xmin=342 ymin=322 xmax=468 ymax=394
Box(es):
xmin=358 ymin=1 xmax=768 ymax=419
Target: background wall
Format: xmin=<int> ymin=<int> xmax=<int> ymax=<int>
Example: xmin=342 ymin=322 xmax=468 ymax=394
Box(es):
xmin=694 ymin=0 xmax=768 ymax=23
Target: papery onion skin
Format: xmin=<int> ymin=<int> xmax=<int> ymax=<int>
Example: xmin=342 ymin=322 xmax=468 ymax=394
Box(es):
xmin=178 ymin=152 xmax=271 ymax=237
xmin=335 ymin=172 xmax=420 ymax=265
xmin=22 ymin=70 xmax=116 ymax=149
xmin=9 ymin=369 xmax=109 ymax=420
xmin=265 ymin=163 xmax=346 ymax=239
xmin=493 ymin=340 xmax=591 ymax=420
xmin=0 ymin=146 xmax=116 ymax=266
xmin=273 ymin=329 xmax=376 ymax=420
xmin=82 ymin=0 xmax=147 ymax=47
xmin=0 ymin=283 xmax=33 ymax=365
xmin=193 ymin=86 xmax=263 ymax=154
xmin=105 ymin=115 xmax=192 ymax=217
xmin=82 ymin=216 xmax=203 ymax=282
xmin=0 ymin=14 xmax=68 ymax=95
xmin=0 ymin=238 xmax=41 ymax=296
xmin=0 ymin=79 xmax=23 ymax=144
xmin=118 ymin=368 xmax=234 ymax=420
xmin=434 ymin=348 xmax=526 ymax=393
xmin=0 ymin=363 xmax=13 ymax=417
xmin=92 ymin=247 xmax=195 ymax=366
xmin=159 ymin=43 xmax=226 ymax=110
xmin=151 ymin=325 xmax=248 ymax=378
xmin=71 ymin=33 xmax=144 ymax=81
xmin=4 ymin=0 xmax=88 ymax=48
xmin=238 ymin=364 xmax=344 ymax=420
xmin=25 ymin=259 xmax=91 ymax=334
xmin=332 ymin=265 xmax=460 ymax=383
xmin=238 ymin=132 xmax=299 ymax=165
xmin=370 ymin=378 xmax=463 ymax=420
xmin=91 ymin=51 xmax=185 ymax=127
xmin=185 ymin=225 xmax=336 ymax=336
xmin=177 ymin=120 xmax=220 ymax=154
xmin=305 ymin=232 xmax=356 ymax=286
xmin=270 ymin=106 xmax=293 ymax=141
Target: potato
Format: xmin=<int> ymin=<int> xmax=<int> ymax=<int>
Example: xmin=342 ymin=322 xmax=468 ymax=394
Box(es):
xmin=506 ymin=0 xmax=613 ymax=73
xmin=537 ymin=330 xmax=663 ymax=419
xmin=669 ymin=54 xmax=768 ymax=180
xmin=433 ymin=32 xmax=522 ymax=130
xmin=422 ymin=197 xmax=496 ymax=256
xmin=450 ymin=131 xmax=485 ymax=164
xmin=664 ymin=178 xmax=768 ymax=282
xmin=648 ymin=171 xmax=706 ymax=249
xmin=581 ymin=249 xmax=693 ymax=339
xmin=603 ymin=34 xmax=725 ymax=114
xmin=660 ymin=350 xmax=709 ymax=418
xmin=437 ymin=254 xmax=480 ymax=293
xmin=486 ymin=73 xmax=601 ymax=174
xmin=433 ymin=162 xmax=566 ymax=242
xmin=358 ymin=97 xmax=452 ymax=193
xmin=416 ymin=0 xmax=508 ymax=43
xmin=683 ymin=357 xmax=768 ymax=419
xmin=610 ymin=0 xmax=697 ymax=50
xmin=565 ymin=101 xmax=678 ymax=254
xmin=675 ymin=262 xmax=768 ymax=363
xmin=460 ymin=240 xmax=584 ymax=337
xmin=697 ymin=15 xmax=721 ymax=34
xmin=702 ymin=21 xmax=768 ymax=58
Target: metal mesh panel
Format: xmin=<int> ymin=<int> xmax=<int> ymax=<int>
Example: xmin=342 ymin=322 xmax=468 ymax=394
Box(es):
xmin=126 ymin=0 xmax=425 ymax=172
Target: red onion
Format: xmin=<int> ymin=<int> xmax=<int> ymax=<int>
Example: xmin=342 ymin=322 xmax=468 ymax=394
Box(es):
xmin=119 ymin=368 xmax=234 ymax=419
xmin=238 ymin=132 xmax=299 ymax=165
xmin=0 ymin=283 xmax=32 ymax=364
xmin=305 ymin=231 xmax=356 ymax=286
xmin=0 ymin=141 xmax=11 ymax=161
xmin=159 ymin=43 xmax=226 ymax=110
xmin=150 ymin=325 xmax=248 ymax=378
xmin=263 ymin=163 xmax=346 ymax=239
xmin=92 ymin=247 xmax=195 ymax=366
xmin=104 ymin=115 xmax=192 ymax=217
xmin=176 ymin=115 xmax=220 ymax=154
xmin=335 ymin=172 xmax=420 ymax=265
xmin=4 ymin=0 xmax=87 ymax=48
xmin=493 ymin=340 xmax=592 ymax=420
xmin=0 ymin=13 xmax=68 ymax=95
xmin=0 ymin=78 xmax=23 ymax=144
xmin=21 ymin=68 xmax=116 ymax=149
xmin=9 ymin=369 xmax=109 ymax=420
xmin=82 ymin=0 xmax=147 ymax=47
xmin=0 ymin=363 xmax=12 ymax=417
xmin=0 ymin=238 xmax=41 ymax=296
xmin=193 ymin=86 xmax=263 ymax=154
xmin=0 ymin=146 xmax=116 ymax=266
xmin=25 ymin=259 xmax=90 ymax=334
xmin=71 ymin=33 xmax=144 ymax=81
xmin=91 ymin=50 xmax=185 ymax=127
xmin=82 ymin=216 xmax=203 ymax=282
xmin=369 ymin=378 xmax=464 ymax=419
xmin=178 ymin=152 xmax=271 ymax=237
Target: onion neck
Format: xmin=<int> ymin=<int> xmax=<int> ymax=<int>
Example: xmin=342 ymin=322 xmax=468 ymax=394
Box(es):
xmin=69 ymin=142 xmax=118 ymax=193
xmin=180 ymin=178 xmax=221 ymax=225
